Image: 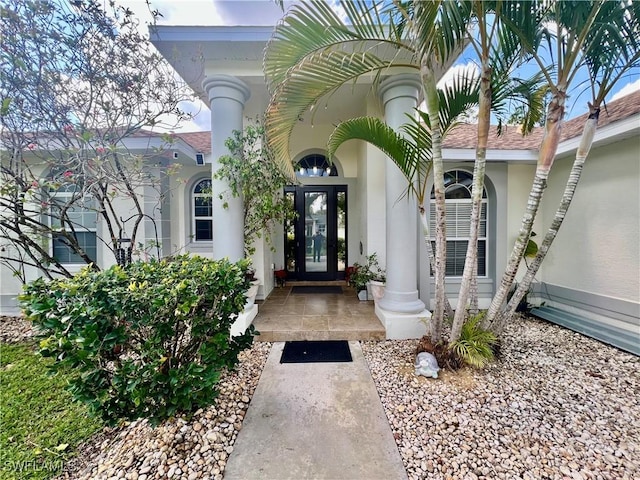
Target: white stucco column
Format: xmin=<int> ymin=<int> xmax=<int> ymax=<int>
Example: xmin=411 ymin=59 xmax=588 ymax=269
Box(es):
xmin=377 ymin=74 xmax=427 ymax=320
xmin=202 ymin=75 xmax=251 ymax=262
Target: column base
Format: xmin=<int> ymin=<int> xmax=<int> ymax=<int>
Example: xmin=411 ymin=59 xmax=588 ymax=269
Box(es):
xmin=377 ymin=288 xmax=425 ymax=313
xmin=231 ymin=304 xmax=258 ymax=338
xmin=375 ymin=304 xmax=431 ymax=340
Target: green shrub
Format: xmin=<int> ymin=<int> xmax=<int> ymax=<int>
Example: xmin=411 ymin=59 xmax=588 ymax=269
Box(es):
xmin=19 ymin=254 xmax=256 ymax=426
xmin=450 ymin=313 xmax=497 ymax=368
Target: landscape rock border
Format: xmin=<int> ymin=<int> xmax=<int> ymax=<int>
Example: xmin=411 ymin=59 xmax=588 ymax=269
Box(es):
xmin=3 ymin=314 xmax=638 ymax=479
xmin=362 ymin=315 xmax=640 ymax=480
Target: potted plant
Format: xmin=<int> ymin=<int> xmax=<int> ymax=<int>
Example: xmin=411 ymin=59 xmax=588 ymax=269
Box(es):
xmin=215 ymin=122 xmax=297 ymax=258
xmin=348 ymin=253 xmax=386 ymax=301
xmin=242 ymin=264 xmax=260 ymax=312
xmin=214 ymin=122 xmax=296 ymax=308
xmin=366 ymin=254 xmax=386 ymax=302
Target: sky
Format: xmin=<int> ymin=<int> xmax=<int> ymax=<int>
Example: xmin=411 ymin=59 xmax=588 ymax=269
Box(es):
xmin=120 ymin=0 xmax=640 ymax=133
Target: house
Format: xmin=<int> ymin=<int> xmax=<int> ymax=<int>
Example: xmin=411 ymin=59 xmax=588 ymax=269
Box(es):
xmin=1 ymin=25 xmax=638 ymax=352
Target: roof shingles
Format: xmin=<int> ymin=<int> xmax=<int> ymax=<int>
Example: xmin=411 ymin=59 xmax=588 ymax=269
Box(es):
xmin=175 ymin=90 xmax=639 ymax=153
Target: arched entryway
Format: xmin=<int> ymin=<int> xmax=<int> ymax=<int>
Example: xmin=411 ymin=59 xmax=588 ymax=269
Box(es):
xmin=284 ymin=154 xmax=347 ymax=281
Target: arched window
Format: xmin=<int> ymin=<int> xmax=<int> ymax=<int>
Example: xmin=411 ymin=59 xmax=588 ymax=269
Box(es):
xmin=430 ymin=170 xmax=488 ymax=277
xmin=295 ymin=154 xmax=337 ymax=177
xmin=193 ymin=179 xmax=212 ymax=241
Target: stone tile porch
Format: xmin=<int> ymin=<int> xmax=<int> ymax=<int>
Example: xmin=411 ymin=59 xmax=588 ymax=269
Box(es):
xmin=253 ymin=283 xmax=386 ymax=342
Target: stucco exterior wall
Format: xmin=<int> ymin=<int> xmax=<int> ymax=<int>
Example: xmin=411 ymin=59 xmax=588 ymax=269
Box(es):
xmin=0 ymin=155 xmax=168 ymax=314
xmin=538 ymin=136 xmax=640 ymax=303
xmin=506 ymin=163 xmax=542 ymax=281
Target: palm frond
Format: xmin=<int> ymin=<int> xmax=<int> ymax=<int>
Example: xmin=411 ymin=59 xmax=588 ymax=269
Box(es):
xmin=582 ymin=0 xmax=640 ymax=102
xmin=265 ymin=0 xmax=409 ymax=91
xmin=265 ymin=49 xmax=416 ymax=179
xmin=327 ymin=116 xmax=431 ymax=200
xmin=451 ymin=313 xmax=497 ymax=368
xmin=436 ymin=71 xmax=480 ymax=133
xmin=264 ymin=0 xmax=472 ymax=178
xmin=263 ymin=0 xmax=424 ymax=179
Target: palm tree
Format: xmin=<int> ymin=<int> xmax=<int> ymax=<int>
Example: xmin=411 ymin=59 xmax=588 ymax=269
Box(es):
xmin=265 ymin=0 xmax=545 ymax=343
xmin=485 ymin=0 xmax=640 ymax=329
xmin=326 ymin=79 xmax=480 ymax=328
xmin=264 ymin=0 xmax=468 ymax=339
xmin=501 ymin=1 xmax=640 ymax=321
xmin=449 ymin=1 xmax=546 ymax=340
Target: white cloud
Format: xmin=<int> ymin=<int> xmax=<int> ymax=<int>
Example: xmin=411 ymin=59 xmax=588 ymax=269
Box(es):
xmin=611 ymin=79 xmax=640 ymax=102
xmin=120 ymin=0 xmax=292 ymax=27
xmin=437 ymin=61 xmax=480 ymax=90
xmin=118 ymin=1 xmax=223 ymax=26
xmin=171 ymin=99 xmax=212 ymax=133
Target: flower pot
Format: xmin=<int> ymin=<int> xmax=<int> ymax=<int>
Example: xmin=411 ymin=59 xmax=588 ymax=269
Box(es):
xmin=369 ymin=280 xmax=385 ymax=302
xmin=244 ymin=280 xmax=260 ymax=311
xmin=357 ymin=289 xmax=369 ymax=301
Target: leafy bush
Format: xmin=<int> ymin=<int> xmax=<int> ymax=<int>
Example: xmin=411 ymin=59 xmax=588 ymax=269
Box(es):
xmin=450 ymin=313 xmax=497 ymax=368
xmin=214 ymin=123 xmax=297 ymax=255
xmin=19 ymin=255 xmax=256 ymax=426
xmin=348 ymin=253 xmax=386 ymax=290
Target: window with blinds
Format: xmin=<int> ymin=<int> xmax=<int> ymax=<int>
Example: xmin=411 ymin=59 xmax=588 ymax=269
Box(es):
xmin=49 ymin=184 xmax=97 ymax=264
xmin=429 ymin=170 xmax=488 ymax=277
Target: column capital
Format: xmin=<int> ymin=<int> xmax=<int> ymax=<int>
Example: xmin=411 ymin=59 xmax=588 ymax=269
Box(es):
xmin=202 ymin=75 xmax=251 ymax=106
xmin=379 ymin=73 xmax=422 ymax=108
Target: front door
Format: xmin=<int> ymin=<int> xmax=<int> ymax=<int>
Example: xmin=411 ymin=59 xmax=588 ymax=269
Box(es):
xmin=285 ymin=186 xmax=347 ymax=281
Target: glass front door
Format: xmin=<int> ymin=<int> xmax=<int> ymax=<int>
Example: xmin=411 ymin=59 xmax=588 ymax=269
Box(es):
xmin=285 ymin=186 xmax=347 ymax=281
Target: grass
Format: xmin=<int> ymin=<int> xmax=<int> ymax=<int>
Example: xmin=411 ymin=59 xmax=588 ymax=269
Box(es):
xmin=0 ymin=342 xmax=103 ymax=480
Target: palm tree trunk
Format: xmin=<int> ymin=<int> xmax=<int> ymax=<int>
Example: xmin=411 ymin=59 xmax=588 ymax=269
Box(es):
xmin=419 ymin=203 xmax=454 ymax=320
xmin=504 ymin=103 xmax=600 ymax=317
xmin=421 ymin=62 xmax=447 ymax=342
xmin=469 ymin=258 xmax=479 ymax=316
xmin=450 ymin=60 xmax=491 ymax=342
xmin=485 ymin=89 xmax=567 ymax=329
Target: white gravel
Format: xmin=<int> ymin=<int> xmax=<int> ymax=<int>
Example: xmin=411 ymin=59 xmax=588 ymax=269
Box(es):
xmin=362 ymin=315 xmax=640 ymax=480
xmin=58 ymin=341 xmax=272 ymax=480
xmin=4 ymin=313 xmax=638 ymax=479
xmin=0 ymin=315 xmax=34 ymax=343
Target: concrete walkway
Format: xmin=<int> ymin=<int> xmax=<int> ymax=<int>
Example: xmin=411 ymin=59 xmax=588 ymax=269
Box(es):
xmin=224 ymin=341 xmax=407 ymax=480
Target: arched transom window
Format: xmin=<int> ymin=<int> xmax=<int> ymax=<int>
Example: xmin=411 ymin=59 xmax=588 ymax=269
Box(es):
xmin=430 ymin=170 xmax=488 ymax=277
xmin=295 ymin=154 xmax=337 ymax=177
xmin=193 ymin=179 xmax=212 ymax=241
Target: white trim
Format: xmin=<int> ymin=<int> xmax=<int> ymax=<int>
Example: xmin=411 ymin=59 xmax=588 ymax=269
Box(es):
xmin=150 ymin=25 xmax=273 ymax=43
xmin=1 ymin=135 xmax=201 ymax=165
xmin=49 ymin=187 xmax=98 ymax=266
xmin=443 ymin=148 xmax=538 ymax=163
xmin=557 ymin=114 xmax=640 ymax=156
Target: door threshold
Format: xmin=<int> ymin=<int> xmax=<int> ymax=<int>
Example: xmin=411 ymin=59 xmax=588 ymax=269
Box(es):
xmin=284 ymin=279 xmax=347 ymax=287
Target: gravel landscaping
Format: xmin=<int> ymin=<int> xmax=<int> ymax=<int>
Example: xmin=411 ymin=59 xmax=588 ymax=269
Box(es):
xmin=2 ymin=314 xmax=638 ymax=479
xmin=0 ymin=315 xmax=35 ymax=343
xmin=362 ymin=315 xmax=640 ymax=480
xmin=60 ymin=341 xmax=272 ymax=480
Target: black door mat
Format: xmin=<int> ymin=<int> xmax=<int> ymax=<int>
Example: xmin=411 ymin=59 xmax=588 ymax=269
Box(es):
xmin=280 ymin=340 xmax=353 ymax=363
xmin=291 ymin=285 xmax=343 ymax=294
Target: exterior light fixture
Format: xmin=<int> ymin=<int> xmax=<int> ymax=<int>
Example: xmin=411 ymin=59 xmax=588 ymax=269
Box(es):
xmin=117 ymin=236 xmax=132 ymax=266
